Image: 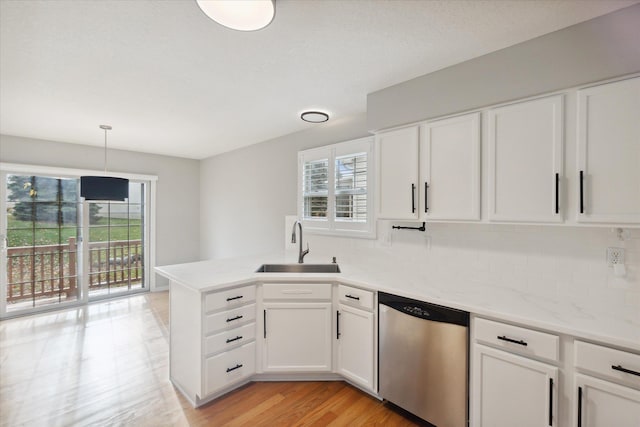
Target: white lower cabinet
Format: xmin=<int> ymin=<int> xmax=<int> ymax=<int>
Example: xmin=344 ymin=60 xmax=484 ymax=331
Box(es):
xmin=472 ymin=317 xmax=559 ymax=427
xmin=205 ymin=341 xmax=256 ymax=396
xmin=575 ymin=374 xmax=640 ymax=427
xmin=337 ymin=303 xmax=374 ymax=390
xmin=263 ymin=300 xmax=333 ymax=372
xmin=474 ymin=344 xmax=558 ymax=427
xmin=574 ymin=340 xmax=640 ymax=427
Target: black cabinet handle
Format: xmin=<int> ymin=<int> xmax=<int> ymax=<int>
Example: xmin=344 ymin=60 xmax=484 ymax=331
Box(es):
xmin=263 ymin=310 xmax=266 ymax=338
xmin=549 ymin=378 xmax=553 ymax=426
xmin=226 ymin=364 xmax=243 ymax=373
xmin=336 ymin=310 xmax=341 ymax=339
xmin=226 ymin=315 xmax=243 ymax=322
xmin=226 ymin=295 xmax=243 ymax=302
xmin=577 ymin=386 xmax=583 ymax=427
xmin=424 ymin=182 xmax=429 ymax=213
xmin=579 ymin=170 xmax=584 ymax=214
xmin=497 ymin=335 xmax=528 ymax=346
xmin=612 ymin=364 xmax=640 ymax=377
xmin=555 ymin=173 xmax=559 ymax=214
xmin=411 ymin=183 xmax=416 ymax=213
xmin=226 ymin=336 xmax=242 ymax=344
xmin=345 ymin=294 xmax=360 ymax=301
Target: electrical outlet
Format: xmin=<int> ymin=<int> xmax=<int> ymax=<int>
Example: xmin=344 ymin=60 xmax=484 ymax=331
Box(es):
xmin=606 ymin=247 xmax=625 ymax=266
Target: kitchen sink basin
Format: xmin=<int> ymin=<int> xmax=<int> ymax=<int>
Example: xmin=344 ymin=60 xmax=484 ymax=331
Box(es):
xmin=255 ymin=263 xmax=341 ymax=273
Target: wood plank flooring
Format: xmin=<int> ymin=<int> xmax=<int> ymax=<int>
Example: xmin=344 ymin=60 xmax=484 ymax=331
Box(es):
xmin=0 ymin=292 xmax=423 ymax=427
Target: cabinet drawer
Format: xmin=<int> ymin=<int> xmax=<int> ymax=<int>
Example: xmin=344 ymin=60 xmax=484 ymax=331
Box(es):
xmin=575 ymin=341 xmax=640 ymax=387
xmin=204 ymin=323 xmax=256 ymax=356
xmin=338 ymin=284 xmax=374 ymax=311
xmin=204 ymin=341 xmax=255 ymax=396
xmin=474 ymin=317 xmax=559 ymax=363
xmin=204 ymin=303 xmax=256 ymax=335
xmin=204 ymin=285 xmax=256 ymax=313
xmin=263 ymin=283 xmax=332 ymax=300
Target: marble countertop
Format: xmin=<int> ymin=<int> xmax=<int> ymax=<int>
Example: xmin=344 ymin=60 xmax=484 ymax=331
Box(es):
xmin=156 ymin=253 xmax=640 ymax=352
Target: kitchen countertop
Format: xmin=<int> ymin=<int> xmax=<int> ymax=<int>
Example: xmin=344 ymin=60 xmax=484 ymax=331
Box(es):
xmin=155 ymin=254 xmax=640 ymax=353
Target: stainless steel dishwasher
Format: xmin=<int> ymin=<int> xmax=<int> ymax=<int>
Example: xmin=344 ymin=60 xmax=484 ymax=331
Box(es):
xmin=378 ymin=292 xmax=469 ymax=427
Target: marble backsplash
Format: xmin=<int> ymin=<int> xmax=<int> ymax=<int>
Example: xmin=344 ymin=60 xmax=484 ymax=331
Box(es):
xmin=303 ymin=221 xmax=640 ymax=311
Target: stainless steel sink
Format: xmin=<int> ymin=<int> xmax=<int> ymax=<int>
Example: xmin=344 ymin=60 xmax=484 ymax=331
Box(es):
xmin=255 ymin=263 xmax=341 ymax=273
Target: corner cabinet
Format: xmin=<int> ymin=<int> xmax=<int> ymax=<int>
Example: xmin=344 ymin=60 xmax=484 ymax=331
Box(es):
xmin=336 ymin=284 xmax=376 ymax=391
xmin=576 ymin=76 xmax=640 ymax=224
xmin=376 ymin=126 xmax=420 ymax=220
xmin=262 ymin=283 xmax=333 ymax=373
xmin=487 ymin=95 xmax=564 ymax=223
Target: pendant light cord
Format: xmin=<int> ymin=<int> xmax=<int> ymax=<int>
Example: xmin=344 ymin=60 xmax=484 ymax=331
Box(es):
xmin=104 ymin=127 xmax=108 ymax=175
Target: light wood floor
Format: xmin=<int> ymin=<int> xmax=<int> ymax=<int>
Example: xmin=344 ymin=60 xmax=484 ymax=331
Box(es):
xmin=0 ymin=292 xmax=423 ymax=426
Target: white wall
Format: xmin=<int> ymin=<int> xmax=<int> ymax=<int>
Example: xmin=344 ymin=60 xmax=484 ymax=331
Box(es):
xmin=199 ymin=113 xmax=369 ymax=259
xmin=368 ymin=3 xmax=640 ymax=131
xmin=0 ymin=134 xmax=200 ymax=289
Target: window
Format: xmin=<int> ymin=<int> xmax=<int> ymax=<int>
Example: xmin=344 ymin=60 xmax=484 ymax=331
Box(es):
xmin=298 ymin=137 xmax=374 ymax=237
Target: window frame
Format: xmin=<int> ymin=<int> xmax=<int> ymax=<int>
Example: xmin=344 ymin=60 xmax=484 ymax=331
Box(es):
xmin=297 ymin=137 xmax=375 ymax=238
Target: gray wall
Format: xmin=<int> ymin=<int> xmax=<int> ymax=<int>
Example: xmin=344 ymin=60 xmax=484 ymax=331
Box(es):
xmin=199 ymin=113 xmax=369 ymax=259
xmin=0 ymin=134 xmax=200 ymax=288
xmin=367 ymin=3 xmax=640 ymax=131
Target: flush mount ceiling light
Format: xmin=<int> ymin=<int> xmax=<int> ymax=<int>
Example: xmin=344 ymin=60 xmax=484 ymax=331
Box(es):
xmin=301 ymin=111 xmax=329 ymax=123
xmin=80 ymin=125 xmax=129 ymax=202
xmin=196 ymin=0 xmax=275 ymax=31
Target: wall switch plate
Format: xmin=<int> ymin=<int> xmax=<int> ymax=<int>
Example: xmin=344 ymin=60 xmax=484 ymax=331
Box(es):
xmin=606 ymin=247 xmax=625 ymax=266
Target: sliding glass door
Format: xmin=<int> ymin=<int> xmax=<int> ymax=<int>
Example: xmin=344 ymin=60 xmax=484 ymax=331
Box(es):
xmin=1 ymin=171 xmax=149 ymax=317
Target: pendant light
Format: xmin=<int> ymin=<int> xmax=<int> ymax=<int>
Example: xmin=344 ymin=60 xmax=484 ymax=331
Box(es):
xmin=195 ymin=0 xmax=275 ymax=31
xmin=80 ymin=125 xmax=129 ymax=201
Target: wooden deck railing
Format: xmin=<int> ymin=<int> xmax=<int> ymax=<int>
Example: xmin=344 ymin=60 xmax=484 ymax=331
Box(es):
xmin=6 ymin=238 xmax=143 ymax=303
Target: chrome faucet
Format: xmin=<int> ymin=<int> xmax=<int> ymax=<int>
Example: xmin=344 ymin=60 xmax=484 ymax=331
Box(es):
xmin=291 ymin=220 xmax=309 ymax=263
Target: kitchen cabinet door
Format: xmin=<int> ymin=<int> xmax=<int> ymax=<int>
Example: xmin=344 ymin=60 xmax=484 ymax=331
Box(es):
xmin=488 ymin=95 xmax=563 ymax=223
xmin=336 ymin=303 xmax=374 ymax=391
xmin=575 ymin=374 xmax=640 ymax=427
xmin=376 ymin=126 xmax=420 ymax=219
xmin=419 ymin=112 xmax=480 ymax=221
xmin=576 ymin=77 xmax=640 ymax=224
xmin=473 ymin=344 xmax=558 ymax=427
xmin=263 ymin=302 xmax=332 ymax=373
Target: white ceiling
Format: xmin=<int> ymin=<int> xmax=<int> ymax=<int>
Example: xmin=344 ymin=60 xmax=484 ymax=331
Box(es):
xmin=1 ymin=0 xmax=637 ymax=160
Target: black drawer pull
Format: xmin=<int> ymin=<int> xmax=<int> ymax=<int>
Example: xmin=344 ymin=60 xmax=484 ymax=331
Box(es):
xmin=226 ymin=315 xmax=243 ymax=322
xmin=549 ymin=378 xmax=553 ymax=426
xmin=337 ymin=310 xmax=341 ymax=340
xmin=411 ymin=183 xmax=416 ymax=213
xmin=497 ymin=335 xmax=528 ymax=346
xmin=577 ymin=386 xmax=583 ymax=427
xmin=345 ymin=294 xmax=360 ymax=301
xmin=424 ymin=181 xmax=429 ymax=213
xmin=226 ymin=336 xmax=243 ymax=344
xmin=226 ymin=364 xmax=243 ymax=373
xmin=555 ymin=173 xmax=559 ymax=214
xmin=226 ymin=295 xmax=243 ymax=301
xmin=579 ymin=170 xmax=584 ymax=214
xmin=612 ymin=364 xmax=640 ymax=377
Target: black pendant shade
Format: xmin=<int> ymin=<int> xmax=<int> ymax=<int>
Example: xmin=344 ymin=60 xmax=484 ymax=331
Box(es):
xmin=80 ymin=125 xmax=129 ymax=201
xmin=81 ymin=176 xmax=129 ymax=201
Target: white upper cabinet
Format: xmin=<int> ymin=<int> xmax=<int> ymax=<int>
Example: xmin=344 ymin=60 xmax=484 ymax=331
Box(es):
xmin=488 ymin=95 xmax=564 ymax=223
xmin=419 ymin=112 xmax=481 ymax=221
xmin=376 ymin=126 xmax=420 ymax=220
xmin=576 ymin=77 xmax=640 ymax=224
